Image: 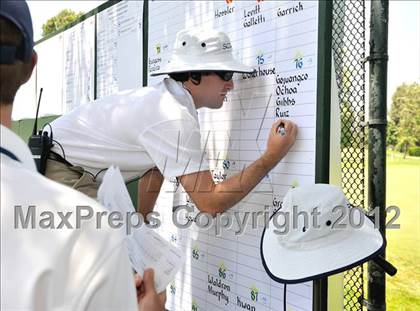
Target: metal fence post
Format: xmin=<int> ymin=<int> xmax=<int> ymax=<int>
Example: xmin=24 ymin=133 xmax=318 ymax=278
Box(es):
xmin=367 ymin=0 xmax=389 ymax=310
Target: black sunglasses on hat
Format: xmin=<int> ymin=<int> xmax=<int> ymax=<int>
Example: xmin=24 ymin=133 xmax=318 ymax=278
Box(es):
xmin=213 ymin=71 xmax=234 ymax=81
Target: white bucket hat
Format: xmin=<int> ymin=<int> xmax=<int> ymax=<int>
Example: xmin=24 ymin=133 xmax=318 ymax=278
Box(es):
xmin=150 ymin=28 xmax=254 ymax=76
xmin=260 ymin=184 xmax=385 ymax=284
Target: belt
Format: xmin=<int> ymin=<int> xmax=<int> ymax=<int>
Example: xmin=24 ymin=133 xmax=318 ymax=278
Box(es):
xmin=48 ymin=150 xmax=73 ymax=167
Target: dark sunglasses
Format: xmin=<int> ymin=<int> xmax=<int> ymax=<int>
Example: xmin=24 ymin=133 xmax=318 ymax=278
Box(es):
xmin=213 ymin=71 xmax=234 ymax=81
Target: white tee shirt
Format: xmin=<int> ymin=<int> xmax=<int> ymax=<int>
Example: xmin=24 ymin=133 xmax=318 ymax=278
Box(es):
xmin=50 ymin=78 xmax=209 ymax=182
xmin=1 ymin=125 xmax=137 ymax=311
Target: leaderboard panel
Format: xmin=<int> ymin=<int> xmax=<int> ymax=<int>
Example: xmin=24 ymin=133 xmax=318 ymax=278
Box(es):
xmin=62 ymin=16 xmax=95 ymax=112
xmin=149 ymin=1 xmax=320 ymax=311
xmin=147 ymin=0 xmax=189 ymax=86
xmin=27 ymin=16 xmax=95 ymax=118
xmin=35 ymin=33 xmax=64 ymax=117
xmin=96 ymin=0 xmax=144 ymax=99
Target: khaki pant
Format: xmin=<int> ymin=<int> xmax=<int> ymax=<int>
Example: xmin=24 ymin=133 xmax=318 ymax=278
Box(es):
xmin=45 ymin=158 xmax=100 ymax=199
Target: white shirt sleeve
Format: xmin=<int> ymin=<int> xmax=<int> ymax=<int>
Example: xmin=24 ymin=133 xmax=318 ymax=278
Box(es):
xmin=138 ymin=119 xmax=209 ymax=179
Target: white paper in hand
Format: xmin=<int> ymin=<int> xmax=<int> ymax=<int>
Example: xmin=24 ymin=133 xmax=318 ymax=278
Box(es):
xmin=97 ymin=166 xmax=134 ymax=215
xmin=98 ymin=166 xmax=184 ymax=293
xmin=125 ymin=226 xmax=184 ymax=293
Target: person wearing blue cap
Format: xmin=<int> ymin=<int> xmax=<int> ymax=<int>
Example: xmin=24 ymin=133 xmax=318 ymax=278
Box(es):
xmin=0 ymin=1 xmax=165 ymax=310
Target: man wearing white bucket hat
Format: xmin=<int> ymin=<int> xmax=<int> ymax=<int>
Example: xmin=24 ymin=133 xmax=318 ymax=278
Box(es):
xmin=46 ymin=28 xmax=298 ymax=216
xmin=260 ymin=184 xmax=396 ymax=310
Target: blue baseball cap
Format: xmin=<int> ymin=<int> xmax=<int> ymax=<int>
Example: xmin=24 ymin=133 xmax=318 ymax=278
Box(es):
xmin=0 ymin=0 xmax=34 ymax=64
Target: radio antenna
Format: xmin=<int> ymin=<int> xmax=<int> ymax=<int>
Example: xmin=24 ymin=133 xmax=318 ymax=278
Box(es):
xmin=32 ymin=87 xmax=43 ymax=135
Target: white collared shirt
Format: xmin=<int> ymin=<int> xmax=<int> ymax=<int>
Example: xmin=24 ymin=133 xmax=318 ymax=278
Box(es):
xmin=0 ymin=125 xmax=36 ymax=171
xmin=50 ymin=78 xmax=209 ymax=182
xmin=1 ymin=125 xmax=137 ymax=311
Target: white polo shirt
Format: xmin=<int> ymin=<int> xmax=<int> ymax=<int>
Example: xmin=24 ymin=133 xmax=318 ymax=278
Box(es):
xmin=1 ymin=125 xmax=137 ymax=311
xmin=50 ymin=78 xmax=209 ymax=182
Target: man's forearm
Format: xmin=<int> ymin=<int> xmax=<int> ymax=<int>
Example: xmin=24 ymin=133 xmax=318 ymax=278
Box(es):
xmin=204 ymin=154 xmax=277 ymax=214
xmin=137 ymin=168 xmax=164 ymax=218
xmin=180 ymin=119 xmax=297 ymax=215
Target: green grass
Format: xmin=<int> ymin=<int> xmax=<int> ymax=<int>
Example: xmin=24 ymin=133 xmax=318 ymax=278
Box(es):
xmin=386 ymin=151 xmax=420 ymax=310
xmin=340 ymin=149 xmax=419 ymax=309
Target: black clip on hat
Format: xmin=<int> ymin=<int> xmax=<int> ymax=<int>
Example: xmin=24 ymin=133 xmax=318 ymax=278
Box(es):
xmin=0 ymin=0 xmax=34 ymax=64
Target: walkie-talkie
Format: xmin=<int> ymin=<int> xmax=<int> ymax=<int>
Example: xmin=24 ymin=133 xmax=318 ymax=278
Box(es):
xmin=28 ymin=88 xmax=53 ymax=174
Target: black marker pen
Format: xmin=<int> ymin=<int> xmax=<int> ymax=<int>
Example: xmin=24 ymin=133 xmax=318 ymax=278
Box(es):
xmin=278 ymin=122 xmax=286 ymax=136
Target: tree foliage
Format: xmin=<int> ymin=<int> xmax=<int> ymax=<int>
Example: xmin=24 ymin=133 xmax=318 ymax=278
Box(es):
xmin=42 ymin=9 xmax=84 ymax=37
xmin=341 ymin=100 xmax=357 ymax=148
xmin=338 ymin=66 xmax=364 ymax=149
xmin=388 ymin=82 xmax=420 ymax=157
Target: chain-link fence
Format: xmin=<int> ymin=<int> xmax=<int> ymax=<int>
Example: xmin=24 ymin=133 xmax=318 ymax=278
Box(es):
xmin=331 ymin=0 xmax=367 ymax=310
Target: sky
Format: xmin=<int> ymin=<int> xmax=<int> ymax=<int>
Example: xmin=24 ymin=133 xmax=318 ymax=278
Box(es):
xmin=28 ymin=1 xmax=105 ymax=41
xmin=27 ymin=0 xmax=419 ymax=108
xmin=387 ymin=0 xmax=420 ymax=101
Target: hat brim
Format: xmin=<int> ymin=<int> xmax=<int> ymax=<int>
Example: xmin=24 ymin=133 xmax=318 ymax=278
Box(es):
xmin=260 ymin=213 xmax=385 ymax=284
xmin=150 ymin=59 xmax=254 ymax=76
